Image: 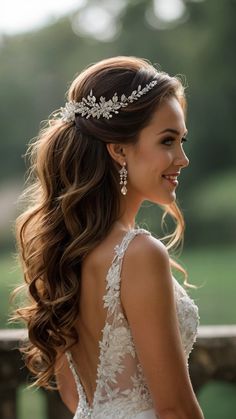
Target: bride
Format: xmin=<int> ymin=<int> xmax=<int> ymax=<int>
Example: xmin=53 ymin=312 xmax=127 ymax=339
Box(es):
xmin=12 ymin=56 xmax=204 ymax=418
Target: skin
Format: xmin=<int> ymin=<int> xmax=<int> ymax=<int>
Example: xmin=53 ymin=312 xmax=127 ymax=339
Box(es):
xmin=107 ymin=95 xmax=189 ymax=230
xmin=55 ymin=95 xmax=204 ymax=418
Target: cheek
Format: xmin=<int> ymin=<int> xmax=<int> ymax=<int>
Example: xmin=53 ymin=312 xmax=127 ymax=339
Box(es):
xmin=128 ymin=157 xmax=158 ymax=186
xmin=145 ymin=149 xmax=173 ymax=174
xmin=127 ymin=155 xmax=150 ymax=186
xmin=156 ymin=149 xmax=173 ymax=167
xmin=128 ymin=147 xmax=172 ymax=181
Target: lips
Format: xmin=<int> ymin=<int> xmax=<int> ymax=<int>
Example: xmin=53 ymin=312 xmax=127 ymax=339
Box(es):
xmin=162 ymin=173 xmax=179 ymax=188
xmin=162 ymin=172 xmax=180 ymax=176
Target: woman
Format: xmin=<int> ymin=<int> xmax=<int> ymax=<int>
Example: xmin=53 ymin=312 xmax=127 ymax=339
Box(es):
xmin=12 ymin=56 xmax=204 ymax=418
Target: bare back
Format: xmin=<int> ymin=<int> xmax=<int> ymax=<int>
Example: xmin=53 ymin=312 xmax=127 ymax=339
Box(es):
xmin=70 ymin=227 xmax=131 ymax=405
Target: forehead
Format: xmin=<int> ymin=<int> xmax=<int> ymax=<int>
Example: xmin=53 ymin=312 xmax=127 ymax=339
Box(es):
xmin=148 ymin=96 xmax=186 ymax=134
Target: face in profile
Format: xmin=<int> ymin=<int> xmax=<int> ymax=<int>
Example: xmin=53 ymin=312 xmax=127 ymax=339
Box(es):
xmin=124 ymin=95 xmax=189 ymax=206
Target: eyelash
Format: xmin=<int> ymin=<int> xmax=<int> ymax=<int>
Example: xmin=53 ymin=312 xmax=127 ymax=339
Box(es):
xmin=162 ymin=137 xmax=188 ymax=146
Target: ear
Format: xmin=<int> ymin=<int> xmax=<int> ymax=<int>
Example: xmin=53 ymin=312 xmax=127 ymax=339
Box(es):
xmin=106 ymin=143 xmax=126 ymax=165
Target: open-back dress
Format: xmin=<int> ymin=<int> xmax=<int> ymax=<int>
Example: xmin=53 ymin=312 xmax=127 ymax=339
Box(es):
xmin=65 ymin=228 xmax=199 ymax=418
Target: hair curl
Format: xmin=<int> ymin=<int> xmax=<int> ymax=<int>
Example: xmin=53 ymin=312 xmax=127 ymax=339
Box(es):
xmin=10 ymin=56 xmax=192 ymax=390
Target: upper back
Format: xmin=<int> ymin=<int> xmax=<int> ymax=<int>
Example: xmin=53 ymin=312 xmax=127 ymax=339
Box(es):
xmin=67 ymin=227 xmax=153 ymax=414
xmin=74 ymin=227 xmax=140 ymax=341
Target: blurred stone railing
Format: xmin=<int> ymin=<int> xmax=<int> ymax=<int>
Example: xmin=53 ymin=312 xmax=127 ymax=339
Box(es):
xmin=1 ymin=326 xmax=236 ymax=419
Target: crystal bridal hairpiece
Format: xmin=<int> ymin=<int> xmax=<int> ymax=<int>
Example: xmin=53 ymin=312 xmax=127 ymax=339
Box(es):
xmin=59 ymin=80 xmax=157 ymax=122
xmin=58 ymin=79 xmax=158 ymax=196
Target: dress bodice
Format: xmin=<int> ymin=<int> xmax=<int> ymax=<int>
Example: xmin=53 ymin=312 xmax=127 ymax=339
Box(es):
xmin=65 ymin=228 xmax=199 ymax=419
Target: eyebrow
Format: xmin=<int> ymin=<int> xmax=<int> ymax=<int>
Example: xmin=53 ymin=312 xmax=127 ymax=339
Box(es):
xmin=157 ymin=128 xmax=188 ymax=136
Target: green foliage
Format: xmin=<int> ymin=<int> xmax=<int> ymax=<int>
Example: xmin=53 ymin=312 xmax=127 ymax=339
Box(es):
xmin=185 ymin=170 xmax=236 ymax=245
xmin=179 ymin=244 xmax=236 ymax=325
xmin=190 ymin=170 xmax=236 ymax=219
xmin=0 ymin=253 xmax=23 ymax=328
xmin=17 ymin=384 xmax=46 ymax=419
xmin=198 ymin=381 xmax=236 ymax=419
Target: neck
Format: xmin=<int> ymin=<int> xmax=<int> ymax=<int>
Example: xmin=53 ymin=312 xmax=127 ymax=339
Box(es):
xmin=115 ymin=192 xmax=143 ymax=231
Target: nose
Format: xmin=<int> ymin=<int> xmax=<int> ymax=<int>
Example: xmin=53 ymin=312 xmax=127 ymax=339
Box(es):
xmin=175 ymin=148 xmax=189 ymax=169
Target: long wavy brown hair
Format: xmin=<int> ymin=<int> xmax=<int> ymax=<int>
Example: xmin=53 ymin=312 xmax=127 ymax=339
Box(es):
xmin=10 ymin=56 xmax=192 ymax=390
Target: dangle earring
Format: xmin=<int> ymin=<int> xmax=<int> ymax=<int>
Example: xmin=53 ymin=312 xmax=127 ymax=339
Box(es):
xmin=119 ymin=162 xmax=128 ymax=195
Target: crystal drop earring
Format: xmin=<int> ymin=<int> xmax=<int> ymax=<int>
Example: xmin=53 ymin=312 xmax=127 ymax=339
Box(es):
xmin=119 ymin=162 xmax=128 ymax=195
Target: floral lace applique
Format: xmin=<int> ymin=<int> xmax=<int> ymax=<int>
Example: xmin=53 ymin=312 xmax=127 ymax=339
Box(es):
xmin=173 ymin=278 xmax=200 ymax=359
xmin=65 ymin=228 xmax=199 ymax=419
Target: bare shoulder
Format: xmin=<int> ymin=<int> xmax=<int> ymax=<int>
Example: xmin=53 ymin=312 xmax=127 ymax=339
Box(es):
xmin=123 ymin=232 xmax=170 ymax=272
xmin=131 ymin=232 xmax=169 ymax=261
xmin=120 ymin=232 xmax=175 ymax=331
xmin=120 ymin=233 xmax=172 ymax=308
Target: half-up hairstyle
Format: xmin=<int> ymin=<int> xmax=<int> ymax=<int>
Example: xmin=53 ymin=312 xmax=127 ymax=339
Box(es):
xmin=10 ymin=56 xmax=190 ymax=390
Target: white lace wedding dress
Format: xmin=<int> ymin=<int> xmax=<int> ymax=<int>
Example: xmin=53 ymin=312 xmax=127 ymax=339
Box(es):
xmin=65 ymin=228 xmax=199 ymax=419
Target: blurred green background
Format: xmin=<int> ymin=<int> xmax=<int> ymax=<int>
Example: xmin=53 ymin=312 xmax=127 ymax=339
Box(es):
xmin=0 ymin=0 xmax=235 ymax=418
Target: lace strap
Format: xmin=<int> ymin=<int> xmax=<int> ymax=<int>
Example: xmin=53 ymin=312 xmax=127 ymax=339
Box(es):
xmin=65 ymin=351 xmax=95 ymax=414
xmin=113 ymin=228 xmax=151 ymax=260
xmin=103 ymin=228 xmax=151 ymax=313
xmin=65 ymin=350 xmax=81 ymax=391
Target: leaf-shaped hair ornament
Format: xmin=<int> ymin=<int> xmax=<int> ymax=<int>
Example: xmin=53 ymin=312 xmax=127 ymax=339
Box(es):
xmin=59 ymin=80 xmax=157 ymax=122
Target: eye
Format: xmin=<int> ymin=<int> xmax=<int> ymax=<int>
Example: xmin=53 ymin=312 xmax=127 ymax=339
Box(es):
xmin=161 ymin=137 xmax=175 ymax=146
xmin=162 ymin=137 xmax=188 ymax=146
